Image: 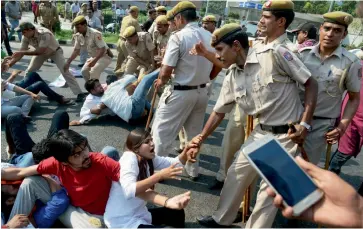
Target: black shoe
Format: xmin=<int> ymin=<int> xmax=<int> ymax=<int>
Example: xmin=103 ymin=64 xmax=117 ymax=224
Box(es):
xmin=209 ymin=179 xmax=224 ymax=190
xmin=78 ymin=63 xmax=85 ymax=68
xmin=76 ymin=93 xmax=87 ymax=102
xmin=197 ymin=215 xmax=226 ymax=228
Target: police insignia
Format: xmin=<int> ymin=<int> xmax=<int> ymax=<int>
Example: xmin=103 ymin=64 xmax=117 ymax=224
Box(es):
xmin=97 ymin=35 xmax=101 ymax=40
xmin=283 ymin=51 xmax=293 ymax=61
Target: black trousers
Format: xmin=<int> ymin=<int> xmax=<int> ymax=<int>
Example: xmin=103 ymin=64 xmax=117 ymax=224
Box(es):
xmin=1 ymin=23 xmax=13 ymax=55
xmin=5 ymin=111 xmax=69 ymax=157
xmin=138 ymin=207 xmax=185 ymax=228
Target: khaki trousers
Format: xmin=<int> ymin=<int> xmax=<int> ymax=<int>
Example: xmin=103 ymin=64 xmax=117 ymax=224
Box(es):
xmin=216 ymin=104 xmax=246 ymax=182
xmin=81 ymin=55 xmax=112 ymax=81
xmin=212 ymin=125 xmax=298 ymax=228
xmin=26 ymin=48 xmax=82 ymax=95
xmin=114 ymin=39 xmax=128 ymax=74
xmin=304 ymin=118 xmax=336 ymax=165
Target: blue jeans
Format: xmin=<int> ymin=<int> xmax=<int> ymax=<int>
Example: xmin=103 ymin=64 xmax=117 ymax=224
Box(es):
xmin=131 ymin=69 xmax=160 ymax=119
xmin=328 ymin=150 xmax=352 ymax=175
xmin=9 ymin=152 xmax=34 ymax=168
xmin=8 ymin=19 xmax=22 ymax=41
xmin=101 ymin=146 xmax=120 ymax=161
xmin=16 ymin=72 xmax=64 ymax=103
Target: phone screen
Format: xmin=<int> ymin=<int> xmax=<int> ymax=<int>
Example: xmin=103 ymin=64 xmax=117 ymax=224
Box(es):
xmin=248 ymin=140 xmax=317 ymax=206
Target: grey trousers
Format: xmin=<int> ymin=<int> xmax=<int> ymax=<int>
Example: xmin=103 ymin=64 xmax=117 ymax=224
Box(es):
xmin=1 ymin=95 xmax=34 ymax=118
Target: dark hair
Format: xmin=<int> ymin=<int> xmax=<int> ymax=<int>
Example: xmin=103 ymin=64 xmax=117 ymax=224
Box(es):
xmin=148 ymin=9 xmax=156 ymax=15
xmin=125 ymin=128 xmax=154 ymax=181
xmin=48 ymin=129 xmax=89 ymax=163
xmin=32 ymin=138 xmax=54 ymax=164
xmin=106 ymin=74 xmax=118 ymax=85
xmin=178 ymin=9 xmax=197 ymax=22
xmin=87 ymin=7 xmax=94 ymax=13
xmin=223 ymin=30 xmax=250 ymax=52
xmin=1 ymin=185 xmax=17 ymax=222
xmin=271 ymin=10 xmax=295 ymax=29
xmin=84 ymin=79 xmax=100 ymax=92
xmin=306 ymin=29 xmax=317 ymax=40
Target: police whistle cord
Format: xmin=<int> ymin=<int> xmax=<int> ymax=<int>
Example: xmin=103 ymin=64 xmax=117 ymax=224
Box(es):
xmin=288 ymin=123 xmax=310 ymax=162
xmin=243 ymin=115 xmax=254 ymax=223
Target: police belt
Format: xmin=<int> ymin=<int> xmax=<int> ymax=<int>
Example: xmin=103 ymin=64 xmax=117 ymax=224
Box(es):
xmin=173 ymin=84 xmax=206 ymax=91
xmin=313 ymin=116 xmax=332 ymax=120
xmin=260 ymin=124 xmax=289 ymax=134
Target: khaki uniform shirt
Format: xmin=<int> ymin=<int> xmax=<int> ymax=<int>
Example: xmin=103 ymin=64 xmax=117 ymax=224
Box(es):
xmin=20 ymin=28 xmax=59 ymax=55
xmin=74 ymin=27 xmax=108 ymax=58
xmin=38 ymin=4 xmax=58 ymax=26
xmin=153 ymin=30 xmax=171 ymax=54
xmin=125 ymin=32 xmax=155 ymax=64
xmin=120 ymin=16 xmax=142 ymax=38
xmin=299 ymin=45 xmax=362 ymax=118
xmin=77 ymin=10 xmax=87 ymax=17
xmin=214 ymin=33 xmax=312 ymax=126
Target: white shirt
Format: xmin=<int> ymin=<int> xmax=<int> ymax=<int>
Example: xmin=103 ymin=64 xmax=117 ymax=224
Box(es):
xmin=116 ymin=9 xmax=121 ymax=16
xmin=87 ymin=14 xmax=102 ymax=30
xmin=162 ymin=22 xmax=214 ymax=86
xmin=101 ymin=75 xmax=135 ymax=122
xmin=71 ymin=3 xmax=80 ymax=13
xmin=120 ymin=9 xmax=125 ymax=16
xmin=64 ymin=2 xmax=71 ymax=12
xmin=104 ymin=151 xmax=182 ymax=228
xmin=79 ymin=84 xmax=108 ymax=124
xmin=1 ymin=80 xmax=15 ymax=105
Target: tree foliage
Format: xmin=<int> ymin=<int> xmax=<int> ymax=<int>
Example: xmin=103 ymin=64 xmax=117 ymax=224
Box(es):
xmin=202 ymin=0 xmax=226 ymax=15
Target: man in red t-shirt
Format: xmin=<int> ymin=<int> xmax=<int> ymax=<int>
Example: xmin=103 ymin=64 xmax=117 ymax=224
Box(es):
xmin=1 ymin=129 xmax=120 ymax=228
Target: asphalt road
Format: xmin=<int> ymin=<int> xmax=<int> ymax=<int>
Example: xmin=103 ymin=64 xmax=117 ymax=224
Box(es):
xmin=1 ymin=41 xmax=362 ymax=228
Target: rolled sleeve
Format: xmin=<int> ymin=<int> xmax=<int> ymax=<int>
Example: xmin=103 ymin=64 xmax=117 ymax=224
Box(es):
xmin=162 ymin=34 xmax=180 ymax=67
xmin=74 ymin=35 xmax=81 ymax=50
xmin=346 ymin=59 xmax=362 ymax=93
xmin=213 ymin=75 xmax=235 ymax=114
xmin=275 ymin=45 xmax=311 ymax=85
xmin=94 ymin=33 xmax=107 ymax=49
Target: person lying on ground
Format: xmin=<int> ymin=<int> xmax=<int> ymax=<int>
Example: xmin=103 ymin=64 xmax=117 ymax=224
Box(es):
xmin=104 ymin=128 xmax=195 ymax=228
xmin=267 ymin=156 xmax=363 ymax=228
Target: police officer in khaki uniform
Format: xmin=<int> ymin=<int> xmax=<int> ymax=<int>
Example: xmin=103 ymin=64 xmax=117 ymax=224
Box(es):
xmin=123 ymin=26 xmax=156 ymax=75
xmin=65 ymin=16 xmax=112 ymax=81
xmin=38 ymin=0 xmax=59 ymax=32
xmin=202 ymin=15 xmax=217 ymax=34
xmin=8 ymin=22 xmax=85 ymax=101
xmin=194 ymin=1 xmax=318 ymax=227
xmin=299 ymin=11 xmax=361 ymax=165
xmin=153 ymin=15 xmax=170 ymax=61
xmin=115 ymin=6 xmax=142 ymax=75
xmin=77 ymin=3 xmax=88 ymax=17
xmin=148 ymin=6 xmax=167 ymax=35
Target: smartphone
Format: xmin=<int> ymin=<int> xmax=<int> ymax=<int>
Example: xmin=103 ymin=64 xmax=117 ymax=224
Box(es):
xmin=243 ymin=135 xmax=323 ymax=216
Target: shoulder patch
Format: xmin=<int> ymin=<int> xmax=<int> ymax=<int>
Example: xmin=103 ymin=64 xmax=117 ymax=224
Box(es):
xmin=283 ymin=51 xmax=293 ymax=61
xmin=97 ymin=35 xmax=101 ymax=40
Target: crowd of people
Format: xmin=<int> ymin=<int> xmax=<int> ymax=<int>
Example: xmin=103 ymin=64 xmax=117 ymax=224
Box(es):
xmin=1 ymin=0 xmax=363 ymax=228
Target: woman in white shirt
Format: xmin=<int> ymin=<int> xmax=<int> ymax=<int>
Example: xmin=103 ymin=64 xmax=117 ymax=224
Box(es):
xmin=105 ymin=128 xmax=196 ymax=228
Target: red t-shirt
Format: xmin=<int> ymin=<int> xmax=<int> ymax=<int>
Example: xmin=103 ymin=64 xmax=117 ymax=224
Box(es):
xmin=37 ymin=153 xmax=120 ymax=215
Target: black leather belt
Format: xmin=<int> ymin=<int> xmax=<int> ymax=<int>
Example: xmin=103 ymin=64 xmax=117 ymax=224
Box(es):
xmin=260 ymin=124 xmax=289 ymax=134
xmin=174 ymin=84 xmax=206 ymax=91
xmin=313 ymin=116 xmax=332 ymax=120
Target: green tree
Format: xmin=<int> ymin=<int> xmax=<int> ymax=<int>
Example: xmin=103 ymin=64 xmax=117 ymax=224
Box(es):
xmin=202 ymin=0 xmax=226 ymax=15
xmin=303 ymin=1 xmax=313 ymax=13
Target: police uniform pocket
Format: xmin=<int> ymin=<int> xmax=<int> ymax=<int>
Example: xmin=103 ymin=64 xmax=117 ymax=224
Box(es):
xmin=326 ymin=66 xmax=344 ymax=97
xmin=235 ymin=88 xmax=252 ymax=113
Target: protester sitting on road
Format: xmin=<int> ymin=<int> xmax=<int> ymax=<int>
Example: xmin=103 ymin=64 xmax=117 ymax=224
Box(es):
xmin=1 ymin=129 xmax=121 ymax=228
xmin=104 ymin=128 xmax=193 ymax=228
xmin=267 ymin=156 xmax=363 ymax=228
xmin=6 ymin=71 xmax=72 ymax=105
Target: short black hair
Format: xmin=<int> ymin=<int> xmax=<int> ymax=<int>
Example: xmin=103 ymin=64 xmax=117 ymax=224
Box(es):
xmin=222 ymin=30 xmax=249 ymax=52
xmin=87 ymin=7 xmax=94 ymax=13
xmin=178 ymin=9 xmax=197 ymax=22
xmin=271 ymin=10 xmax=295 ymax=29
xmin=106 ymin=74 xmax=118 ymax=85
xmin=32 ymin=138 xmax=53 ymax=164
xmin=48 ymin=129 xmax=89 ymax=163
xmin=84 ymin=79 xmax=100 ymax=92
xmin=148 ymin=9 xmax=156 ymax=15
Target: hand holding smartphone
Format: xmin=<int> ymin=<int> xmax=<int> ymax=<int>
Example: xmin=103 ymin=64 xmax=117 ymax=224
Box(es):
xmin=243 ymin=135 xmax=323 ymax=216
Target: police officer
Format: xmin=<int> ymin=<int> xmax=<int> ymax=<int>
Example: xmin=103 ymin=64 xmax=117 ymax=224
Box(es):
xmin=38 ymin=0 xmax=59 ymax=33
xmin=66 ymin=16 xmax=112 ymax=81
xmin=202 ymin=15 xmax=217 ymax=34
xmin=148 ymin=6 xmax=167 ymax=35
xmin=299 ymin=11 xmax=362 ymax=165
xmin=194 ymin=1 xmax=318 ymax=227
xmin=153 ymin=15 xmax=170 ymax=61
xmin=77 ymin=3 xmax=88 ymax=17
xmin=115 ymin=6 xmax=142 ymax=75
xmin=8 ymin=22 xmax=85 ymax=102
xmin=152 ymin=1 xmax=217 ymax=180
xmin=123 ymin=26 xmax=156 ymax=75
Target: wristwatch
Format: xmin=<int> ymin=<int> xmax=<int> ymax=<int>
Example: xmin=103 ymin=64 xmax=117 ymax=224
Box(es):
xmin=300 ymin=121 xmax=312 ymax=132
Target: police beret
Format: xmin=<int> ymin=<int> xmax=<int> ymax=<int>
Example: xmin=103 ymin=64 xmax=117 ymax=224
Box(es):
xmin=72 ymin=15 xmax=87 ymax=26
xmin=202 ymin=15 xmax=217 ymax=23
xmin=129 ymin=6 xmax=139 ymax=12
xmin=263 ymin=0 xmax=294 ymax=11
xmin=211 ymin=23 xmax=242 ymax=47
xmin=81 ymin=3 xmax=87 ymax=7
xmin=166 ymin=10 xmax=175 ymax=21
xmin=15 ymin=22 xmax=35 ymax=32
xmin=155 ymin=15 xmax=168 ymax=25
xmin=156 ymin=6 xmax=167 ymax=12
xmin=172 ymin=1 xmax=196 ymax=16
xmin=123 ymin=26 xmax=137 ymax=38
xmin=323 ymin=11 xmax=353 ymax=27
